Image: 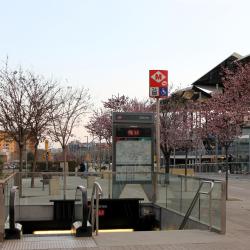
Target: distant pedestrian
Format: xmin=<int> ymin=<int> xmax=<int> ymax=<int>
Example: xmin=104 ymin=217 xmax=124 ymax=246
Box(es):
xmin=80 ymin=162 xmax=85 ymax=172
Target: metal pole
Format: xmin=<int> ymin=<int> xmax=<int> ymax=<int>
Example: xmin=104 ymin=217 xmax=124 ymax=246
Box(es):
xmin=63 ymin=146 xmax=67 ymax=200
xmin=25 ymin=143 xmax=28 ymax=173
xmin=96 ymin=189 xmax=99 ymax=235
xmin=152 ymin=98 xmax=160 ymax=203
xmin=156 ymin=98 xmax=160 ymax=172
xmin=45 ymin=152 xmax=48 ymax=171
xmin=248 ymin=135 xmax=250 ymax=173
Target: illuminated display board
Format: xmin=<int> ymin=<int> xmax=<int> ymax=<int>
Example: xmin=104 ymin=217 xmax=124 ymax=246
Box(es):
xmin=112 ymin=113 xmax=154 ymax=183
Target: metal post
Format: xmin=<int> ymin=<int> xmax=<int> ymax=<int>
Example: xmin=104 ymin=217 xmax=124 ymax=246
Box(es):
xmin=0 ymin=184 xmax=4 ymax=242
xmin=91 ymin=195 xmax=95 ymax=232
xmin=208 ymin=191 xmax=212 ymax=230
xmin=96 ymin=189 xmax=99 ymax=235
xmin=25 ymin=143 xmax=28 ymax=173
xmin=63 ymin=146 xmax=67 ymax=200
xmin=45 ymin=152 xmax=48 ymax=171
xmin=173 ymin=148 xmax=176 ymax=167
xmin=84 ymin=135 xmax=89 ymax=170
xmin=156 ymin=98 xmax=161 ymax=172
xmin=153 ymin=98 xmax=160 ymax=203
xmin=248 ymin=135 xmax=250 ymax=173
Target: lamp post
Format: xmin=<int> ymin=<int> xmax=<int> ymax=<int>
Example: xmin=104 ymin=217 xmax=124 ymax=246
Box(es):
xmin=84 ymin=136 xmax=89 ymax=150
xmin=84 ymin=136 xmax=89 ymax=169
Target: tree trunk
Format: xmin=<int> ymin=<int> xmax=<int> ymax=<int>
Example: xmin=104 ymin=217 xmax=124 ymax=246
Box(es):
xmin=184 ymin=148 xmax=188 ymax=191
xmin=163 ymin=150 xmax=171 ymax=184
xmin=185 ymin=148 xmax=188 ymax=177
xmin=63 ymin=145 xmax=67 ymax=200
xmin=18 ymin=144 xmax=24 ymax=197
xmin=164 ymin=152 xmax=170 ymax=175
xmin=19 ymin=144 xmax=24 ymax=172
xmin=31 ymin=142 xmax=39 ymax=188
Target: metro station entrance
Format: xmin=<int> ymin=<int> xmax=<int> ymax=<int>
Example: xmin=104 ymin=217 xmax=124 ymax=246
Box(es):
xmin=112 ymin=112 xmax=155 ymax=200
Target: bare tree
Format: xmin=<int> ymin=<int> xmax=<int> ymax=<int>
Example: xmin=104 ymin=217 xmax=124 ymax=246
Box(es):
xmin=0 ymin=63 xmax=34 ymax=172
xmin=50 ymin=86 xmax=90 ymax=199
xmin=25 ymin=76 xmax=60 ymax=187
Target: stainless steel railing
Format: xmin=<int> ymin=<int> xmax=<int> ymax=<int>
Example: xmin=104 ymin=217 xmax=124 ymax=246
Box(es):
xmin=75 ymin=185 xmax=88 ymax=229
xmin=88 ymin=181 xmax=103 ymax=235
xmin=179 ymin=180 xmax=214 ymax=230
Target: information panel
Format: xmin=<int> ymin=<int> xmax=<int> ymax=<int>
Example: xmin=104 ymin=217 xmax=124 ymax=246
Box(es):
xmin=112 ymin=113 xmax=154 ymax=183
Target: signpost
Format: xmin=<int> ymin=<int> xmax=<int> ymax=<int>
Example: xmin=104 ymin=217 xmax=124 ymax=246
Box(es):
xmin=149 ymin=70 xmax=168 ymax=172
xmin=149 ymin=70 xmax=168 ymax=202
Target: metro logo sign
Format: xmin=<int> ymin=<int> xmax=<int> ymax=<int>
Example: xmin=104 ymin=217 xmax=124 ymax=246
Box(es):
xmin=149 ymin=70 xmax=168 ymax=98
xmin=150 ymin=71 xmax=167 ymax=84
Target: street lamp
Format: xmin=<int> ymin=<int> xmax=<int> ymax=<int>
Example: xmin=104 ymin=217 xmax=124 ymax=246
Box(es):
xmin=84 ymin=136 xmax=89 ymax=150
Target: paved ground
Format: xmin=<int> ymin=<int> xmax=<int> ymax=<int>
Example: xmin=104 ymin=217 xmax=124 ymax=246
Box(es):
xmin=1 ymin=174 xmax=250 ymax=249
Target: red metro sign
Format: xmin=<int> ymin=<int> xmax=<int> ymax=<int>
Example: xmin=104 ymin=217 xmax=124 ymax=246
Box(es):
xmin=149 ymin=70 xmax=168 ymax=98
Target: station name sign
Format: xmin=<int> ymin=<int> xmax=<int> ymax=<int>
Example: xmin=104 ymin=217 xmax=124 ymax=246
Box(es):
xmin=113 ymin=113 xmax=154 ymax=123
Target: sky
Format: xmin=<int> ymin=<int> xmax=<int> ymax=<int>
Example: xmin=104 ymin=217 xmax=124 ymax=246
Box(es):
xmin=0 ymin=0 xmax=249 ymax=144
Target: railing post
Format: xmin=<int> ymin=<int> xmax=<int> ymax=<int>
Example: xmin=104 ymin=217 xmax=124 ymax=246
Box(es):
xmin=89 ymin=182 xmax=103 ymax=235
xmin=95 ymin=188 xmax=99 ymax=235
xmin=180 ymin=176 xmax=183 ymax=213
xmin=220 ymin=181 xmax=226 ymax=234
xmin=91 ymin=195 xmax=95 ymax=232
xmin=208 ymin=190 xmax=212 ymax=230
xmin=0 ymin=184 xmax=4 ymax=242
xmin=108 ymin=172 xmax=111 ymax=199
xmin=81 ymin=186 xmax=88 ymax=229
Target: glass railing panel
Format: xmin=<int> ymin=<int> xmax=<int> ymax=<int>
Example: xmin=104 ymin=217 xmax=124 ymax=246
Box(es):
xmin=4 ymin=175 xmax=15 ymax=221
xmin=13 ymin=170 xmax=225 ymax=232
xmin=111 ymin=172 xmax=151 ymax=202
xmin=211 ymin=181 xmax=223 ymax=230
xmin=180 ymin=176 xmax=200 ymax=216
xmin=84 ymin=171 xmax=111 ymax=199
xmin=4 ymin=183 xmax=10 ymax=221
xmin=156 ymin=173 xmax=167 ymax=207
xmin=166 ymin=174 xmax=182 ymax=213
xmin=20 ymin=172 xmax=63 ymax=204
xmin=18 ymin=171 xmax=111 ymax=206
xmin=191 ymin=181 xmax=211 ymax=224
xmin=14 ymin=187 xmax=20 ymax=223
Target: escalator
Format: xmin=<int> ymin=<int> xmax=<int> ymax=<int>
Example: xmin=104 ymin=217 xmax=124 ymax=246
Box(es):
xmin=5 ymin=182 xmax=156 ymax=239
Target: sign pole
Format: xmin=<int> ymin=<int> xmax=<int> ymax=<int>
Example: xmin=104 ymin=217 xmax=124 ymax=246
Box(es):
xmin=149 ymin=69 xmax=168 ymax=202
xmin=152 ymin=97 xmax=161 ymax=203
xmin=156 ymin=98 xmax=161 ymax=172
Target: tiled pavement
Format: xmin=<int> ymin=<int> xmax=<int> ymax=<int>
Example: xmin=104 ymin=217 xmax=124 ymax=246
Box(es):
xmin=0 ymin=236 xmax=97 ymax=249
xmin=1 ymin=176 xmax=250 ymax=250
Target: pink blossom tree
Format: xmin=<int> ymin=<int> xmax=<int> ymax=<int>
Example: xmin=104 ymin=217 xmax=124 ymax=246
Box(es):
xmin=87 ymin=94 xmax=152 ymax=145
xmin=86 ymin=94 xmax=152 ymax=169
xmin=160 ymin=94 xmax=197 ymax=176
xmin=200 ymin=62 xmax=249 ymax=199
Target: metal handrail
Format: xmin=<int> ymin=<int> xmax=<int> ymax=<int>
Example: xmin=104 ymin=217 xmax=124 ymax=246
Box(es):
xmin=88 ymin=181 xmax=103 ymax=235
xmin=9 ymin=186 xmax=19 ymax=230
xmin=75 ymin=185 xmax=88 ymax=229
xmin=179 ymin=180 xmax=214 ymax=230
